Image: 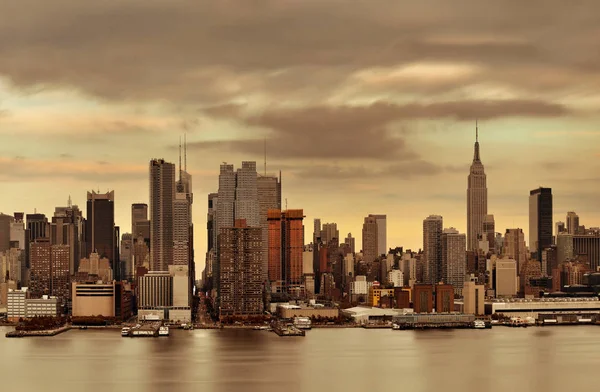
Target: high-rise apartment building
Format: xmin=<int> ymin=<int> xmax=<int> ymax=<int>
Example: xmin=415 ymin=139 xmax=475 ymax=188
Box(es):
xmin=504 ymin=228 xmax=528 ymax=273
xmin=467 ymin=126 xmax=488 ymax=251
xmin=441 ymin=228 xmax=466 ymax=295
xmin=529 ymin=187 xmax=553 ymax=260
xmin=423 ymin=215 xmax=443 ymax=284
xmin=51 ymin=244 xmax=71 ymax=301
xmin=362 ymin=216 xmax=379 ymax=263
xmin=149 ymin=159 xmax=175 ymax=272
xmin=29 ymin=238 xmax=51 ymax=298
xmin=566 ymin=211 xmax=579 ymax=235
xmin=267 ymin=209 xmax=304 ymax=294
xmin=86 ymin=191 xmax=116 ymax=271
xmin=217 ymin=219 xmax=264 ymax=319
xmin=369 ymin=214 xmax=387 ymax=256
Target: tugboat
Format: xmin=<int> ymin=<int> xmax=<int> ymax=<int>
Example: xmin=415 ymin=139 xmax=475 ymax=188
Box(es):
xmin=158 ymin=325 xmax=169 ymax=336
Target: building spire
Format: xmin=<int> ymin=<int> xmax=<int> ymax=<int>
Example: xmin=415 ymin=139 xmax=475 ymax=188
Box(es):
xmin=179 ymin=136 xmax=182 ymax=182
xmin=184 ymin=133 xmax=187 ymax=172
xmin=473 ymin=120 xmax=481 ymax=162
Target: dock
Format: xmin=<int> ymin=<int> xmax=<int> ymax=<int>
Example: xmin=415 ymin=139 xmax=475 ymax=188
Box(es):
xmin=5 ymin=325 xmax=71 ymax=338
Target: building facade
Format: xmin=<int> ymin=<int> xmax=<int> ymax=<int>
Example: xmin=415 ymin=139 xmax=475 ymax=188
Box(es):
xmin=529 ymin=187 xmax=553 ymax=259
xmin=149 ymin=159 xmax=175 ymax=272
xmin=441 ymin=228 xmax=466 ymax=295
xmin=217 ymin=220 xmax=264 ymax=319
xmin=362 ymin=216 xmax=379 ymax=263
xmin=267 ymin=209 xmax=305 ymax=294
xmin=423 ymin=215 xmax=443 ymax=284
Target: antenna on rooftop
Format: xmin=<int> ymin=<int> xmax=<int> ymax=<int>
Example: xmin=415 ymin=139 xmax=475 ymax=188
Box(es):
xmin=264 ymin=137 xmax=267 ymax=176
xmin=68 ymin=195 xmax=72 ymax=208
xmin=179 ymin=136 xmax=182 ymax=182
xmin=184 ymin=133 xmax=187 ymax=172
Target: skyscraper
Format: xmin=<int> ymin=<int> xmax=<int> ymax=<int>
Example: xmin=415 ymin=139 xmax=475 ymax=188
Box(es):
xmin=51 ymin=202 xmax=85 ymax=274
xmin=321 ymin=223 xmax=339 ymax=245
xmin=566 ymin=211 xmax=579 ymax=235
xmin=0 ymin=213 xmax=14 ymax=253
xmin=257 ymin=173 xmax=282 ymax=281
xmin=29 ymin=238 xmax=51 ymax=298
xmin=369 ymin=214 xmax=387 ymax=256
xmin=504 ymin=228 xmax=528 ymax=273
xmin=217 ymin=219 xmax=264 ymax=319
xmin=86 ymin=191 xmax=116 ymax=270
xmin=51 ymin=244 xmax=71 ymax=301
xmin=467 ymin=124 xmax=488 ymax=251
xmin=26 ymin=213 xmax=48 ymax=243
xmin=149 ymin=159 xmax=175 ymax=272
xmin=423 ymin=215 xmax=443 ymax=284
xmin=267 ymin=209 xmax=304 ymax=294
xmin=131 ymin=203 xmax=150 ymax=275
xmin=362 ymin=216 xmax=379 ymax=263
xmin=529 ymin=187 xmax=553 ymax=260
xmin=235 ymin=162 xmax=260 ymax=227
xmin=441 ymin=228 xmax=467 ymax=295
xmin=131 ymin=204 xmax=149 ymax=238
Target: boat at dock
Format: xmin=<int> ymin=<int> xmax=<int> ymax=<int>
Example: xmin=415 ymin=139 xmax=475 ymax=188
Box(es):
xmin=473 ymin=320 xmax=486 ymax=329
xmin=158 ymin=326 xmax=169 ymax=336
xmin=293 ymin=317 xmax=312 ymax=330
xmin=121 ymin=327 xmax=131 ymax=337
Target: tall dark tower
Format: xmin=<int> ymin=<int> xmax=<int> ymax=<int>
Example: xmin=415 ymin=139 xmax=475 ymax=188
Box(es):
xmin=85 ymin=191 xmax=116 ymax=273
xmin=467 ymin=121 xmax=488 ymax=251
xmin=529 ymin=187 xmax=553 ymax=261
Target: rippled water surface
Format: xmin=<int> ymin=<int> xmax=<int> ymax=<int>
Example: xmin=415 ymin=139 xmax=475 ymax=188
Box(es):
xmin=1 ymin=326 xmax=598 ymax=392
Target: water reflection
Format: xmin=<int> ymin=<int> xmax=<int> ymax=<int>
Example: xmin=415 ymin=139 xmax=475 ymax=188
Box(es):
xmin=2 ymin=326 xmax=600 ymax=392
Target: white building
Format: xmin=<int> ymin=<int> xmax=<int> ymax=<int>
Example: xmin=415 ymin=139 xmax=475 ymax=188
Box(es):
xmin=350 ymin=275 xmax=369 ymax=296
xmin=302 ymin=246 xmax=314 ymax=275
xmin=7 ymin=289 xmax=60 ymax=321
xmin=556 ymin=232 xmax=574 ymax=263
xmin=387 ymin=269 xmax=404 ymax=288
xmin=495 ymin=258 xmax=518 ymax=297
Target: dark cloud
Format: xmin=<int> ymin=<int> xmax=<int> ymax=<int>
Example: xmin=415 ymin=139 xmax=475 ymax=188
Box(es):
xmin=192 ymin=99 xmax=569 ymax=160
xmin=1 ymin=1 xmax=599 ymax=103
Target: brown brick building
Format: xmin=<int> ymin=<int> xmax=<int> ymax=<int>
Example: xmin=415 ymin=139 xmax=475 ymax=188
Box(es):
xmin=435 ymin=284 xmax=454 ymax=313
xmin=218 ymin=219 xmax=264 ymax=319
xmin=413 ymin=284 xmax=433 ymax=313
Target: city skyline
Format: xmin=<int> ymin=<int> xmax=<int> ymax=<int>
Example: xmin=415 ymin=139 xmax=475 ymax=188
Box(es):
xmin=2 ymin=2 xmax=600 ymax=275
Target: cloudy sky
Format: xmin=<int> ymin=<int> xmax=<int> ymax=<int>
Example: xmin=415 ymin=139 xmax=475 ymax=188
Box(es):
xmin=1 ymin=1 xmax=600 ymax=274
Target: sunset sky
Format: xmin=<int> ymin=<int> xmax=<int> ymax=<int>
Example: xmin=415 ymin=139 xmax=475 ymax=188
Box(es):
xmin=1 ymin=1 xmax=600 ymax=274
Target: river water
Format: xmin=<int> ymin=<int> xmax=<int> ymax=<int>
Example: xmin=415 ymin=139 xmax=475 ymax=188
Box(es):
xmin=1 ymin=326 xmax=598 ymax=392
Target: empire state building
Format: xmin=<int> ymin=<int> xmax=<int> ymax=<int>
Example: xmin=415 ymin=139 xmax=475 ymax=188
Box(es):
xmin=467 ymin=124 xmax=488 ymax=251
